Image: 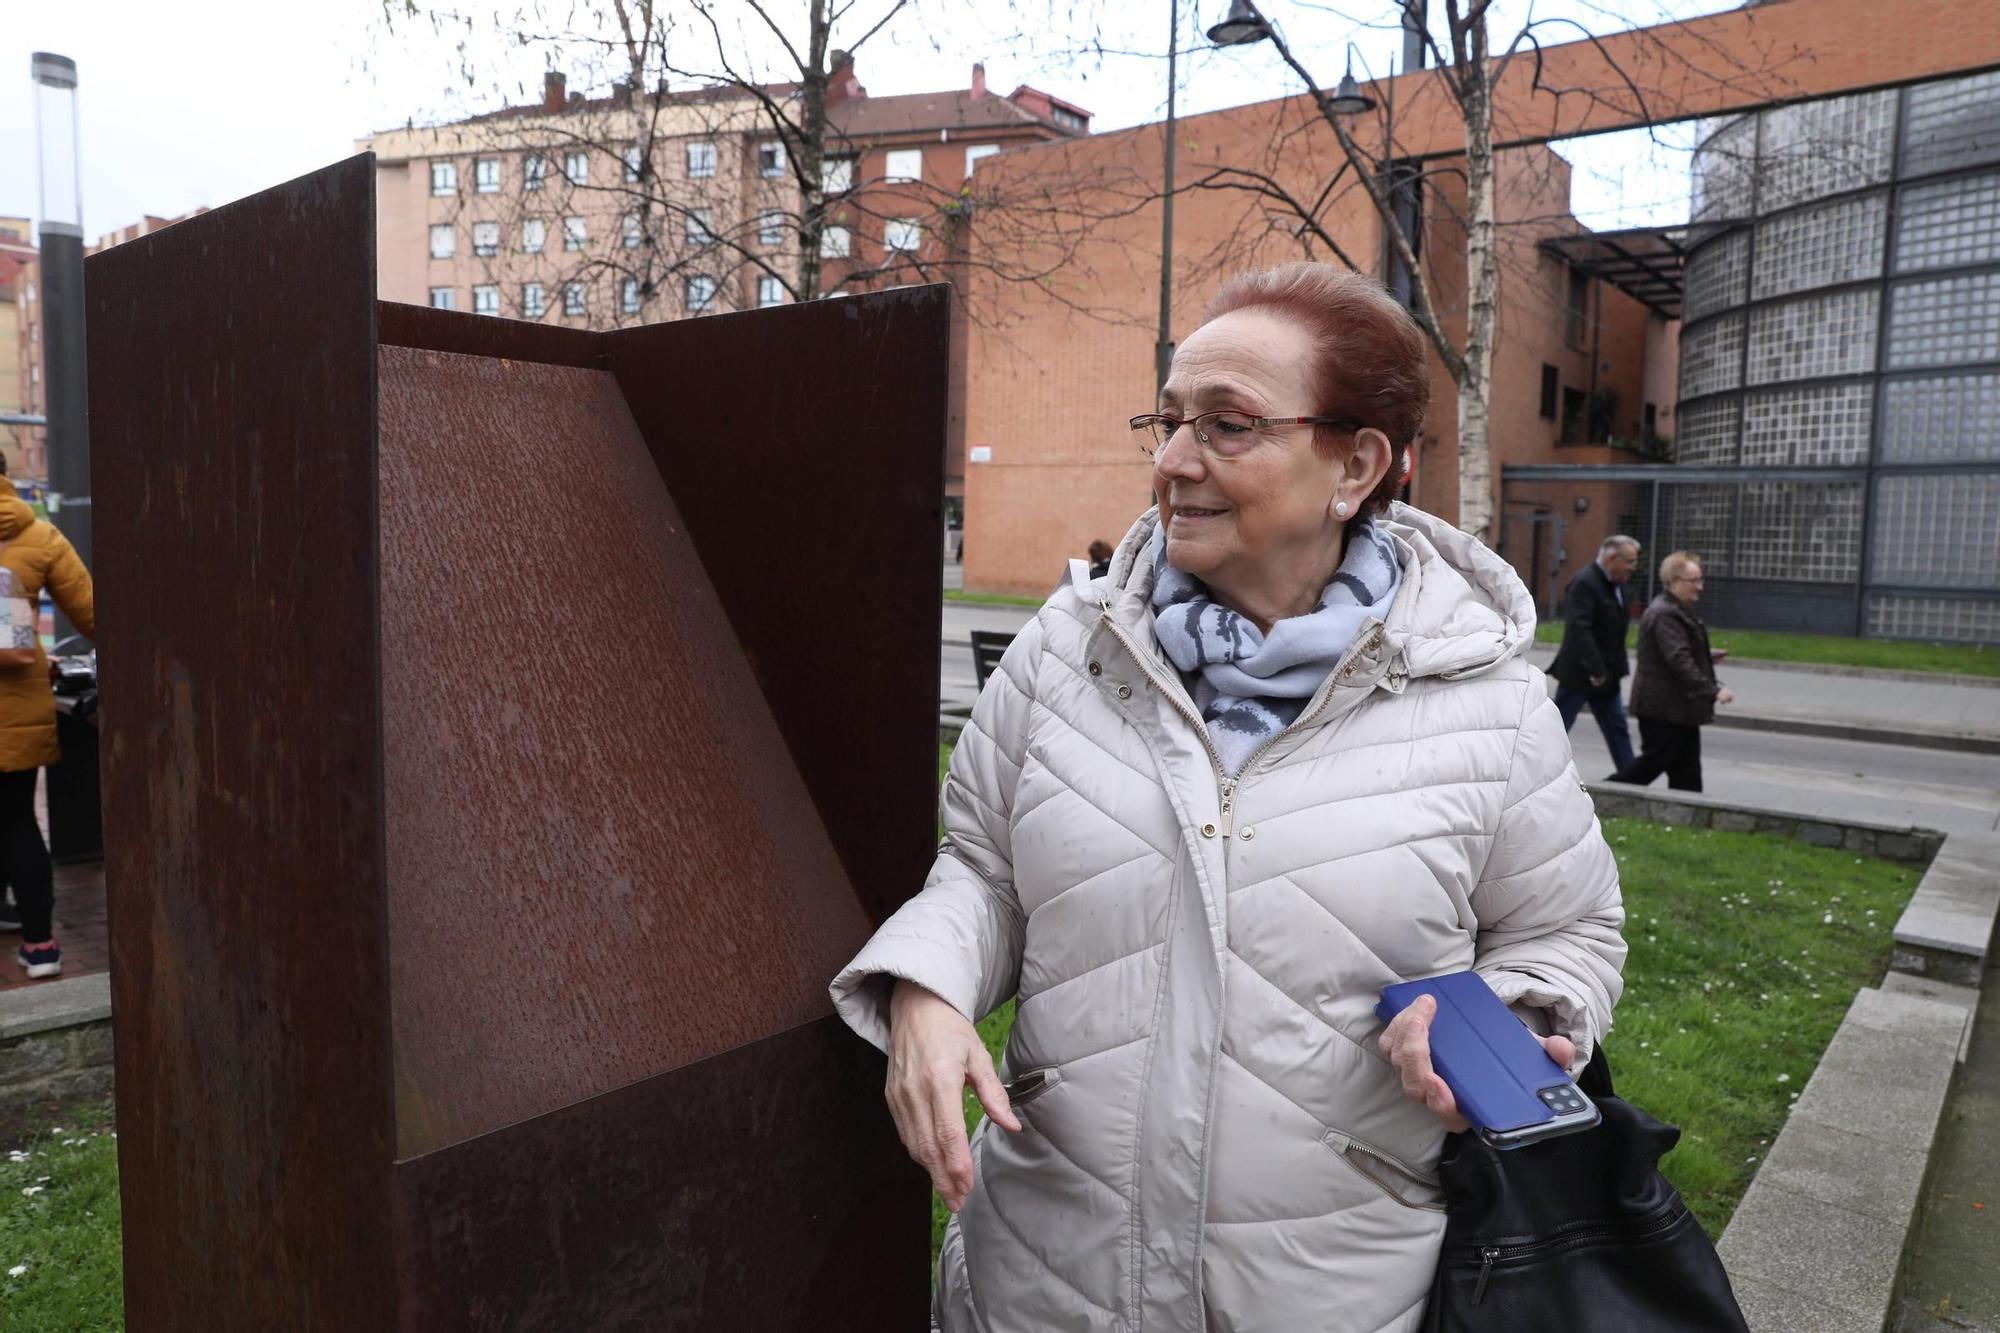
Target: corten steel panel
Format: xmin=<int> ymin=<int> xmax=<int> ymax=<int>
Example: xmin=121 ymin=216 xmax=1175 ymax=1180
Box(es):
xmin=376 ymin=346 xmax=872 ymax=1154
xmin=88 ymin=156 xmax=397 ymax=1328
xmin=392 ymin=1015 xmax=926 ymax=1331
xmin=608 ymin=291 xmax=948 ymax=927
xmin=379 ymin=301 xmax=607 ymax=371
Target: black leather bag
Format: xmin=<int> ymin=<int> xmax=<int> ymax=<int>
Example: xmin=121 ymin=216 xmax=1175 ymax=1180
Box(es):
xmin=1422 ymin=1050 xmax=1749 ymax=1332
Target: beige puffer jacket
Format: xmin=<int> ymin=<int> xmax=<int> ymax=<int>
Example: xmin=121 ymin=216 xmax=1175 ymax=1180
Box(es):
xmin=831 ymin=503 xmax=1625 ymax=1333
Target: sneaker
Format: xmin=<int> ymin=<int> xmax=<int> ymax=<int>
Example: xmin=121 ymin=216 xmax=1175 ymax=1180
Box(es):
xmin=17 ymin=940 xmax=59 ymax=979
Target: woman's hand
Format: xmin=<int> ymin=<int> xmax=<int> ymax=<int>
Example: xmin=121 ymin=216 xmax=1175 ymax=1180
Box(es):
xmin=1379 ymin=994 xmax=1576 ymax=1134
xmin=1717 ymin=687 xmax=1736 ymax=705
xmin=886 ymin=980 xmax=1022 ymax=1213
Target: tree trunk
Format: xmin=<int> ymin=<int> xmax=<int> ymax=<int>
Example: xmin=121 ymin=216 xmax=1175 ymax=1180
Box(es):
xmin=794 ymin=0 xmax=831 ymax=301
xmin=1456 ymin=11 xmax=1498 ymax=542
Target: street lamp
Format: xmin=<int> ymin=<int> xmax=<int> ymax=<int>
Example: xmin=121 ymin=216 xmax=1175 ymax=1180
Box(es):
xmin=1206 ymin=0 xmax=1271 ymax=46
xmin=31 ymin=52 xmax=90 ymax=607
xmin=1329 ymin=47 xmax=1376 ymax=116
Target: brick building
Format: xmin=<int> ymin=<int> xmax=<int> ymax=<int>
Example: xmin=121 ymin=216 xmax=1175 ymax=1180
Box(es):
xmin=360 ymin=59 xmax=1089 ymax=503
xmin=0 ymin=220 xmax=44 ymax=477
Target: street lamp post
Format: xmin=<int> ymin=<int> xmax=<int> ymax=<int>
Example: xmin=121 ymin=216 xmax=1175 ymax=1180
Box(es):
xmin=1155 ymin=1 xmax=1180 ymax=393
xmin=31 ymin=53 xmax=90 ymax=607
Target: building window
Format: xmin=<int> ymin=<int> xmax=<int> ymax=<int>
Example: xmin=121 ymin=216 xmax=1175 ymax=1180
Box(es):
xmin=523 ymin=282 xmax=546 ymax=318
xmin=885 ymin=149 xmax=923 ymax=183
xmin=1539 ymin=364 xmax=1558 ymax=420
xmin=687 ymin=208 xmax=715 ymax=246
xmin=523 ymin=154 xmax=546 ymax=191
xmin=757 ymin=275 xmax=785 ymax=308
xmin=1644 ymin=402 xmax=1659 ymax=436
xmin=428 ymin=287 xmax=455 ymax=310
xmin=563 ymin=216 xmax=586 ymax=252
xmin=1560 ymin=387 xmax=1586 ymax=444
xmin=686 ymin=274 xmax=717 ymax=312
xmin=522 ymin=217 xmax=546 ymax=254
xmin=1050 ymin=106 xmax=1085 ymax=131
xmin=623 ymin=145 xmax=645 ymax=183
xmin=472 ymin=221 xmax=500 ymax=257
xmin=964 ymin=144 xmax=1001 ymax=178
xmin=622 ymin=278 xmax=641 ymax=315
xmin=757 ymin=209 xmax=785 ymax=246
xmin=563 ymin=281 xmax=586 ymax=317
xmin=429 ymin=224 xmax=455 ymax=260
xmin=687 ymin=141 xmax=716 ymax=178
xmin=885 ymin=218 xmax=922 ymax=252
xmin=622 ymin=212 xmax=643 ymax=249
xmin=1565 ymin=266 xmax=1590 ymax=349
xmin=473 ymin=284 xmax=500 ymax=316
xmin=822 ymin=225 xmax=851 ymax=259
xmin=430 ymin=161 xmax=457 ymax=196
xmin=474 ymin=157 xmax=501 ymax=193
xmin=564 ymin=151 xmax=589 ymax=186
xmin=821 ymin=157 xmax=855 ymax=194
xmin=758 ymin=141 xmax=786 ymax=178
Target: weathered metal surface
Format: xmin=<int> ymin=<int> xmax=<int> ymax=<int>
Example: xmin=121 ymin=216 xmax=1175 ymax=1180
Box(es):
xmin=88 ymin=152 xmax=942 ymax=1328
xmin=393 ymin=1015 xmax=927 ymax=1330
xmin=89 ymin=154 xmax=396 ymax=1328
xmin=377 ymin=345 xmax=871 ymax=1155
xmin=609 ymin=291 xmax=948 ymax=927
xmin=378 ymin=301 xmax=606 ymax=370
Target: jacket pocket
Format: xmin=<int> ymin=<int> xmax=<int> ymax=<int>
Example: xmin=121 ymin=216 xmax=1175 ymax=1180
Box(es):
xmin=1322 ymin=1128 xmax=1447 ymax=1212
xmin=1002 ymin=1065 xmax=1062 ymax=1109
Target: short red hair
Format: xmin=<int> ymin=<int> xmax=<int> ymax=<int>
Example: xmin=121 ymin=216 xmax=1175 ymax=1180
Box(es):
xmin=1201 ymin=263 xmax=1428 ymax=516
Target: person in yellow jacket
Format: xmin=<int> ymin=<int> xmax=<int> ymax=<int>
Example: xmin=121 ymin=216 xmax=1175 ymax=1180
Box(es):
xmin=0 ymin=459 xmax=94 ymax=979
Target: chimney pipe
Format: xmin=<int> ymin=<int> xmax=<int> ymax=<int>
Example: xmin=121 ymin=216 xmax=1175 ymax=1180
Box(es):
xmin=543 ymin=71 xmax=567 ymax=113
xmin=971 ymin=62 xmax=986 ymax=97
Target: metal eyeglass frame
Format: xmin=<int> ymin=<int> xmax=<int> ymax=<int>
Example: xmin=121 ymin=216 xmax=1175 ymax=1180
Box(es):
xmin=1128 ymin=410 xmax=1365 ymax=458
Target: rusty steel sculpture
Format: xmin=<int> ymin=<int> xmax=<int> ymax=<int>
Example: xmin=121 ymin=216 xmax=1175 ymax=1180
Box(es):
xmin=88 ymin=154 xmax=943 ymax=1330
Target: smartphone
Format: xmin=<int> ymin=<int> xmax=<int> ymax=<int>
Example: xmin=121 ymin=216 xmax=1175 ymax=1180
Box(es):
xmin=1375 ymin=971 xmax=1599 ymax=1150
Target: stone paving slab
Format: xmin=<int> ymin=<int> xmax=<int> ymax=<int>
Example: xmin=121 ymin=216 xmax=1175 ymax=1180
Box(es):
xmin=1893 ymin=832 xmax=2000 ymax=983
xmin=1879 ymin=971 xmax=1980 ymax=1062
xmin=0 ymin=972 xmax=110 ymax=1041
xmin=1720 ymin=986 xmax=1967 ymax=1332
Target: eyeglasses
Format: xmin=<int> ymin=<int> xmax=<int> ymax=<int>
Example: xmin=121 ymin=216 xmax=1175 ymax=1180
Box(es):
xmin=1128 ymin=410 xmax=1364 ymax=459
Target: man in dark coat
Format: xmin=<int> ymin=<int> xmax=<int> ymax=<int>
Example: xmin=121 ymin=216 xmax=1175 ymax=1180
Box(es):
xmin=1548 ymin=535 xmax=1640 ymax=773
xmin=1613 ymin=551 xmax=1734 ymax=791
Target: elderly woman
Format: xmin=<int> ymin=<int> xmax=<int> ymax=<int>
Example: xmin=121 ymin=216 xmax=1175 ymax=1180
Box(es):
xmin=831 ymin=263 xmax=1625 ymax=1333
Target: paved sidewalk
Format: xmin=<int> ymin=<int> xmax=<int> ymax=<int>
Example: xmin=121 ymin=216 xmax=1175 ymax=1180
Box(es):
xmin=942 ymin=600 xmax=2000 ymax=750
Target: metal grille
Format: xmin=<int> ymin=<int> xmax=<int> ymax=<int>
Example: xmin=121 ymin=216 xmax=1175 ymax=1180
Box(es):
xmin=1895 ymin=170 xmax=2000 ymax=272
xmin=1879 ymin=373 xmax=2000 ymax=463
xmin=1683 ymin=230 xmax=1751 ymax=321
xmin=1886 ymin=272 xmax=2000 ymax=370
xmin=1680 ymin=314 xmax=1745 ymax=399
xmin=1752 ymin=193 xmax=1887 ymax=300
xmin=1746 ymin=289 xmax=1879 ymax=385
xmin=1734 ymin=481 xmax=1863 ymax=581
xmin=1742 ymin=383 xmax=1873 ymax=466
xmin=1872 ymin=472 xmax=2000 ymax=588
xmin=1902 ymin=69 xmax=2000 ymax=177
xmin=1758 ymin=91 xmax=1897 ymax=213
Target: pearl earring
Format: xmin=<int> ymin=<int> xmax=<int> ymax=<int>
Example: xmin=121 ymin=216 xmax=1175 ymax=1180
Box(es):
xmin=1334 ymin=500 xmax=1352 ymax=519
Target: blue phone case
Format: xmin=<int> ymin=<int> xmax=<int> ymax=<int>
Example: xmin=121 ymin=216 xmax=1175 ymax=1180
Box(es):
xmin=1374 ymin=971 xmax=1582 ymax=1137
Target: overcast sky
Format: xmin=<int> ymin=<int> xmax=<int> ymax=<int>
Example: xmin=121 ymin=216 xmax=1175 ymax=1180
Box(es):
xmin=2 ymin=0 xmax=1727 ymax=245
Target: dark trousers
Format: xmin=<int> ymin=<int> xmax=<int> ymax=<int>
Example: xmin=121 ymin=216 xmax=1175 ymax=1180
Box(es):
xmin=0 ymin=769 xmax=54 ymax=942
xmin=1553 ymin=683 xmax=1636 ymax=774
xmin=1617 ymin=718 xmax=1704 ymax=792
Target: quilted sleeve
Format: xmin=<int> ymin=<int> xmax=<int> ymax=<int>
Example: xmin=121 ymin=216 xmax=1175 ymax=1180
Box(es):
xmin=1470 ymin=671 xmax=1628 ymax=1065
xmin=41 ymin=527 xmax=95 ymax=641
xmin=828 ymin=618 xmax=1042 ymax=1052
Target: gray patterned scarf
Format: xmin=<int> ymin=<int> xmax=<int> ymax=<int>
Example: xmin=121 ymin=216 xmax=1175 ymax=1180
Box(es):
xmin=1150 ymin=518 xmax=1403 ymax=776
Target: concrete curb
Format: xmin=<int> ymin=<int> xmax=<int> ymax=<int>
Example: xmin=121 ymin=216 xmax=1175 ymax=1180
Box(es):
xmin=1583 ymin=783 xmax=1945 ymax=864
xmin=1709 ymin=656 xmax=2000 ymax=690
xmin=0 ymin=973 xmax=111 ymax=1042
xmin=1709 ymin=709 xmax=2000 ymax=756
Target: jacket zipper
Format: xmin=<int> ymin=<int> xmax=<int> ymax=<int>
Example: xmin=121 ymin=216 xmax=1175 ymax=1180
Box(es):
xmin=1464 ymin=1205 xmax=1687 ymax=1306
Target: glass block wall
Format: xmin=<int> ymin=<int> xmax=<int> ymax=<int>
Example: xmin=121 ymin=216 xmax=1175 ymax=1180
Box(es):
xmin=1677 ymin=69 xmax=2000 ymax=643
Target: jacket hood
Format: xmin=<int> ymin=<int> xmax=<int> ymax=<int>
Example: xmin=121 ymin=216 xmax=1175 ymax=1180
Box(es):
xmin=1096 ymin=501 xmax=1535 ymax=684
xmin=0 ymin=481 xmax=33 ymax=543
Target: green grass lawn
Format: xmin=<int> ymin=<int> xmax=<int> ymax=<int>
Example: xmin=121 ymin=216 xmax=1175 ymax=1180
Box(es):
xmin=942 ymin=589 xmax=1045 ymax=609
xmin=0 ymin=1097 xmax=120 ymax=1332
xmin=928 ymin=797 xmax=1920 ymax=1260
xmin=1533 ymin=620 xmax=1998 ymax=679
